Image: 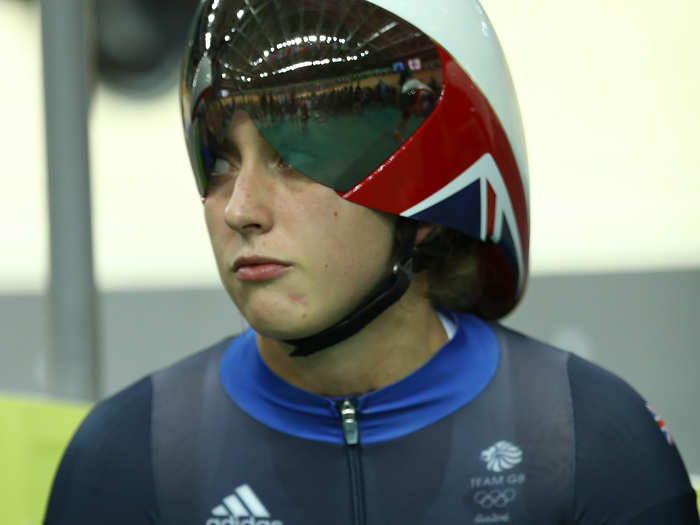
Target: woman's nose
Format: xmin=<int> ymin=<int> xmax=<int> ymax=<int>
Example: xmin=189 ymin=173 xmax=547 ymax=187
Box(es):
xmin=223 ymin=162 xmax=274 ymax=236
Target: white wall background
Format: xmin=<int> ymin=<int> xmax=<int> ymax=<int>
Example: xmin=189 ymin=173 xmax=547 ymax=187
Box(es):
xmin=1 ymin=0 xmax=699 ymax=293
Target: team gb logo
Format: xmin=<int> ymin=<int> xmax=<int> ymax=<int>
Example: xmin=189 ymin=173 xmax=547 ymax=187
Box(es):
xmin=480 ymin=441 xmax=523 ymax=472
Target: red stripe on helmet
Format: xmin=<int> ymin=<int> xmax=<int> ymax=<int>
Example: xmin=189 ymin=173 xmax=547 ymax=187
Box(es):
xmin=487 ymin=181 xmax=496 ymax=238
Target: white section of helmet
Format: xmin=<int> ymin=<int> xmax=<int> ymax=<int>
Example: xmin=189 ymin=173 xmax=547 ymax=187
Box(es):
xmin=370 ymin=0 xmax=530 ymax=209
xmin=190 ymin=55 xmax=212 ymax=117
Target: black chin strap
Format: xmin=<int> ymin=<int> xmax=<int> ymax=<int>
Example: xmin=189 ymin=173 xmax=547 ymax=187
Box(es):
xmin=286 ymin=221 xmax=418 ymax=357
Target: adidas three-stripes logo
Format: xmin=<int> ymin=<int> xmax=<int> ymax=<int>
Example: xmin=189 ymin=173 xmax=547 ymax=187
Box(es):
xmin=206 ymin=484 xmax=283 ymax=525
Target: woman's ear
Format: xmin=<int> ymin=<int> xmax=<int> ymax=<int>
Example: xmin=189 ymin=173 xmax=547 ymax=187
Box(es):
xmin=415 ymin=223 xmax=436 ymax=245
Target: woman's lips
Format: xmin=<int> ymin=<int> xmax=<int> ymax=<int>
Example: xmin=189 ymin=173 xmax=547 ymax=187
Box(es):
xmin=233 ymin=256 xmax=291 ymax=282
xmin=235 ymin=263 xmax=291 ymax=281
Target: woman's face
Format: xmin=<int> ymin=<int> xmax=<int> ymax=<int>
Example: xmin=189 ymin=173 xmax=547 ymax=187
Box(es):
xmin=204 ymin=110 xmax=396 ymax=340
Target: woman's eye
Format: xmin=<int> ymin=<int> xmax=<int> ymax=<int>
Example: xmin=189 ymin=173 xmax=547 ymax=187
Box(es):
xmin=274 ymin=155 xmax=293 ymax=171
xmin=212 ymin=158 xmax=232 ymax=175
xmin=211 ymin=157 xmax=241 ymax=177
xmin=208 ymin=157 xmax=240 ymax=192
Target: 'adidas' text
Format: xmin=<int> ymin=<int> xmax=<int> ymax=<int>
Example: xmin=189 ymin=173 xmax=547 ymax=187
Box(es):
xmin=206 ymin=519 xmax=282 ymax=525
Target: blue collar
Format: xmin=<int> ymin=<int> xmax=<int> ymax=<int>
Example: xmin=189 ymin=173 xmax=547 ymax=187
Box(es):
xmin=219 ymin=311 xmax=498 ymax=445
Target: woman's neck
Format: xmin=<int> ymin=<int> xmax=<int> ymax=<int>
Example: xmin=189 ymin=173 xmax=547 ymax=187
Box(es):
xmin=256 ymin=275 xmax=448 ymax=397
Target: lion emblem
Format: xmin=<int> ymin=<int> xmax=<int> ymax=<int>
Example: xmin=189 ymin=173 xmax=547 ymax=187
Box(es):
xmin=480 ymin=441 xmax=523 ymax=472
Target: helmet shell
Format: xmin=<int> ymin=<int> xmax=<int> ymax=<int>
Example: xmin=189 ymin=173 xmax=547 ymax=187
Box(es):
xmin=181 ymin=0 xmax=530 ymax=317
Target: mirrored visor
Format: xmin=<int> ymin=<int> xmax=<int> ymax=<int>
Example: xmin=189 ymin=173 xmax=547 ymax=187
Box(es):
xmin=181 ymin=0 xmax=443 ymax=196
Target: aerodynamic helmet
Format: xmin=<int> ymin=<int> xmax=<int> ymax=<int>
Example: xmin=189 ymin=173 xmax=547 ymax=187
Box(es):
xmin=180 ymin=0 xmax=530 ymax=351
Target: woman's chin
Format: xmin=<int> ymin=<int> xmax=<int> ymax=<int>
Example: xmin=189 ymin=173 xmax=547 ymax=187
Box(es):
xmin=247 ymin=308 xmax=344 ymax=344
xmin=235 ymin=291 xmax=352 ymax=342
xmin=250 ymin=318 xmax=321 ymax=343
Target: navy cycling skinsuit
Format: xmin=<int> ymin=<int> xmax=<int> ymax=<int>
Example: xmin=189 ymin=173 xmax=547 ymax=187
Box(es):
xmin=45 ymin=311 xmax=699 ymax=524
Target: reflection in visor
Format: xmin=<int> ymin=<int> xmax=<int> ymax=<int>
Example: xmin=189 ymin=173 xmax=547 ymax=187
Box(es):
xmin=181 ymin=0 xmax=443 ymax=196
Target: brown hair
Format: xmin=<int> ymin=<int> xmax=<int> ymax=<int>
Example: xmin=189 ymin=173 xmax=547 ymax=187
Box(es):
xmin=394 ymin=217 xmax=518 ymax=319
xmin=414 ymin=224 xmax=518 ymax=319
xmin=414 ymin=226 xmax=483 ymax=313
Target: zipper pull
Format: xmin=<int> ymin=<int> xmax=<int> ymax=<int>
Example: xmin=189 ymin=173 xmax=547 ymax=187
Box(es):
xmin=338 ymin=398 xmax=359 ymax=446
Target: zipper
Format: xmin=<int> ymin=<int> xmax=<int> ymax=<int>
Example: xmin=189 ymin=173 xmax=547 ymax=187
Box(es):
xmin=338 ymin=398 xmax=366 ymax=525
xmin=340 ymin=398 xmax=359 ymax=445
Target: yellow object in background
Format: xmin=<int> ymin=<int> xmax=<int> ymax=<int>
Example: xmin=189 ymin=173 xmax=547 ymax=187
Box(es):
xmin=0 ymin=395 xmax=89 ymax=525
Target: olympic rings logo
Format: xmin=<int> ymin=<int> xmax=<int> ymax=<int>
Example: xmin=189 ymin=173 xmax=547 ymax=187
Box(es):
xmin=473 ymin=488 xmax=517 ymax=509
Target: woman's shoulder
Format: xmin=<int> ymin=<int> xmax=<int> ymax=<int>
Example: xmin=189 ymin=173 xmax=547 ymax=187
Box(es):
xmin=483 ymin=320 xmax=698 ymax=522
xmin=565 ymin=351 xmax=697 ymax=522
xmin=44 ymin=376 xmax=157 ymax=524
xmin=45 ymin=335 xmax=240 ymax=524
